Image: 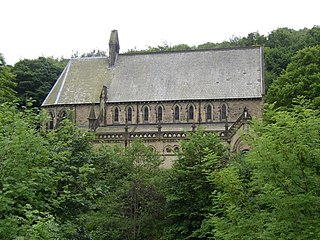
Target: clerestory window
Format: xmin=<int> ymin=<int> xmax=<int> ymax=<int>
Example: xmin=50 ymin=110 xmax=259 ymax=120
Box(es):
xmin=127 ymin=107 xmax=132 ymax=122
xmin=114 ymin=107 xmax=119 ymax=122
xmin=174 ymin=105 xmax=180 ymax=121
xmin=144 ymin=106 xmax=149 ymax=122
xmin=221 ymin=104 xmax=228 ymax=121
xmin=157 ymin=106 xmax=163 ymax=122
xmin=188 ymin=105 xmax=194 ymax=121
xmin=206 ymin=105 xmax=212 ymax=121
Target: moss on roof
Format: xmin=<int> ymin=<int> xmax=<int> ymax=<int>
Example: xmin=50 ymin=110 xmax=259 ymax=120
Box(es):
xmin=42 ymin=47 xmax=264 ymax=106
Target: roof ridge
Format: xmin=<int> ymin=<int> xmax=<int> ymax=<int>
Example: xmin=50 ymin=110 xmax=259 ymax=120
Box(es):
xmin=70 ymin=56 xmax=108 ymax=60
xmin=121 ymin=45 xmax=262 ymax=56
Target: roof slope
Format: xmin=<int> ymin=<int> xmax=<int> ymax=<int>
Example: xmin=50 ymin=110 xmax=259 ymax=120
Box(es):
xmin=42 ymin=47 xmax=264 ymax=106
xmin=43 ymin=57 xmax=111 ymax=105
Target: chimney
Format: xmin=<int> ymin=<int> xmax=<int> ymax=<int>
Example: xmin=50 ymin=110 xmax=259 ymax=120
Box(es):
xmin=109 ymin=30 xmax=120 ymax=67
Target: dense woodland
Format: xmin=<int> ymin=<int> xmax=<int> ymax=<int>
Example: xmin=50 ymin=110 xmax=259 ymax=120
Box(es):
xmin=0 ymin=26 xmax=320 ymax=239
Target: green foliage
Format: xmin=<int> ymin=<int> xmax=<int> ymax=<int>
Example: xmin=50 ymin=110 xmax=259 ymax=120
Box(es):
xmin=13 ymin=57 xmax=67 ymax=106
xmin=127 ymin=42 xmax=194 ymax=54
xmin=85 ymin=141 xmax=166 ymax=240
xmin=2 ymin=25 xmax=320 ymax=240
xmin=0 ymin=103 xmax=97 ymax=239
xmin=0 ymin=103 xmax=60 ymax=239
xmin=0 ymin=54 xmax=17 ymax=103
xmin=258 ymin=27 xmax=320 ymax=89
xmin=71 ymin=49 xmax=107 ymax=58
xmin=43 ymin=118 xmax=96 ymax=239
xmin=0 ymin=53 xmax=5 ymax=66
xmin=164 ymin=130 xmax=228 ymax=239
xmin=0 ymin=102 xmax=167 ymax=239
xmin=208 ymin=102 xmax=320 ymax=239
xmin=267 ymin=45 xmax=320 ymax=109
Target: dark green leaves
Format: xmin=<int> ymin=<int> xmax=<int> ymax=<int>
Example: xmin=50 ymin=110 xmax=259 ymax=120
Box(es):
xmin=0 ymin=54 xmax=16 ymax=103
xmin=208 ymin=102 xmax=320 ymax=239
xmin=267 ymin=45 xmax=320 ymax=109
xmin=13 ymin=57 xmax=67 ymax=106
xmin=164 ymin=131 xmax=228 ymax=240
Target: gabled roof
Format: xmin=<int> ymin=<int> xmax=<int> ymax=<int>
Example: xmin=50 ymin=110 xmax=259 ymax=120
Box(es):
xmin=42 ymin=46 xmax=264 ymax=106
xmin=43 ymin=57 xmax=111 ymax=105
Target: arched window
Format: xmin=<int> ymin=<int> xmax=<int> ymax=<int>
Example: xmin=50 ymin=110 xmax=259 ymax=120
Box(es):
xmin=59 ymin=110 xmax=67 ymax=119
xmin=114 ymin=107 xmax=119 ymax=122
xmin=221 ymin=103 xmax=227 ymax=121
xmin=188 ymin=105 xmax=194 ymax=120
xmin=49 ymin=112 xmax=54 ymax=129
xmin=157 ymin=106 xmax=163 ymax=122
xmin=174 ymin=105 xmax=180 ymax=121
xmin=127 ymin=107 xmax=132 ymax=122
xmin=206 ymin=105 xmax=212 ymax=121
xmin=57 ymin=109 xmax=67 ymax=127
xmin=144 ymin=106 xmax=149 ymax=122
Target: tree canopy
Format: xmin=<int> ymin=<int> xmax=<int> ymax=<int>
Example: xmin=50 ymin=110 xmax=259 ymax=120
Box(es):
xmin=13 ymin=57 xmax=67 ymax=106
xmin=164 ymin=130 xmax=228 ymax=239
xmin=84 ymin=141 xmax=166 ymax=239
xmin=0 ymin=103 xmax=96 ymax=239
xmin=204 ymin=101 xmax=320 ymax=239
xmin=0 ymin=54 xmax=16 ymax=103
xmin=267 ymin=45 xmax=320 ymax=109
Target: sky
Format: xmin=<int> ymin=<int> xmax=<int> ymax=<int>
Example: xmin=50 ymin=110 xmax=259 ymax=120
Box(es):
xmin=1 ymin=0 xmax=319 ymax=65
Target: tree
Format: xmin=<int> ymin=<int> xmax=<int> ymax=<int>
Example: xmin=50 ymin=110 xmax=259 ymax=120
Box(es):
xmin=164 ymin=130 xmax=229 ymax=240
xmin=267 ymin=45 xmax=320 ymax=108
xmin=71 ymin=49 xmax=107 ymax=58
xmin=126 ymin=42 xmax=194 ymax=54
xmin=207 ymin=101 xmax=320 ymax=239
xmin=0 ymin=54 xmax=17 ymax=103
xmin=0 ymin=102 xmax=97 ymax=239
xmin=263 ymin=26 xmax=320 ymax=90
xmin=85 ymin=141 xmax=166 ymax=240
xmin=13 ymin=57 xmax=67 ymax=106
xmin=42 ymin=117 xmax=97 ymax=239
xmin=0 ymin=103 xmax=61 ymax=239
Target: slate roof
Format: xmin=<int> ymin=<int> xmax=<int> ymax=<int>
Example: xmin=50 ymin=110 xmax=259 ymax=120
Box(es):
xmin=43 ymin=57 xmax=111 ymax=105
xmin=42 ymin=46 xmax=264 ymax=106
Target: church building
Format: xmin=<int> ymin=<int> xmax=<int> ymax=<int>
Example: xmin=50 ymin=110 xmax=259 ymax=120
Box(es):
xmin=42 ymin=30 xmax=264 ymax=166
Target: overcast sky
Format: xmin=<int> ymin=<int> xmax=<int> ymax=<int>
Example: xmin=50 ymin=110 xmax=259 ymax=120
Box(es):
xmin=1 ymin=0 xmax=319 ymax=65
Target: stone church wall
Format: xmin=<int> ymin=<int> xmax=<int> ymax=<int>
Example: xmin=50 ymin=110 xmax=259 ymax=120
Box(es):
xmin=43 ymin=98 xmax=263 ymax=129
xmin=43 ymin=104 xmax=99 ymax=129
xmin=104 ymin=98 xmax=263 ymax=125
xmin=43 ymin=98 xmax=263 ymax=167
